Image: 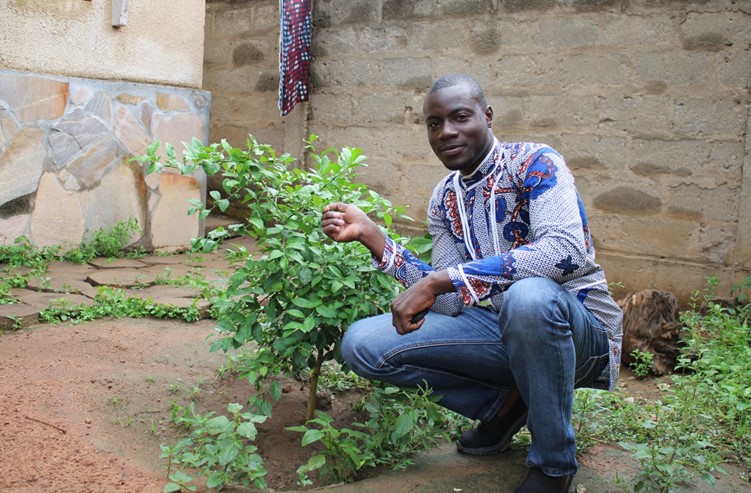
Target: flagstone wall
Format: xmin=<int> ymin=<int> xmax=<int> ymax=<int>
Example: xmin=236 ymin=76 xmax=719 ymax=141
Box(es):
xmin=0 ymin=69 xmax=211 ymax=252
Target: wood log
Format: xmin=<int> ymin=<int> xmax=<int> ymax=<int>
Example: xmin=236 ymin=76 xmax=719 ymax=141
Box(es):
xmin=617 ymin=289 xmax=682 ymax=376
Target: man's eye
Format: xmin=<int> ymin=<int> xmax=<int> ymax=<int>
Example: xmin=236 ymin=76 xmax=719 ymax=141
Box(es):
xmin=455 ymin=114 xmax=469 ymax=121
xmin=427 ymin=121 xmax=439 ymax=129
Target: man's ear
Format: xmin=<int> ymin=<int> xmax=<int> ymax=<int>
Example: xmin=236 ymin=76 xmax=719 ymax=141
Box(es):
xmin=485 ymin=106 xmax=494 ymax=128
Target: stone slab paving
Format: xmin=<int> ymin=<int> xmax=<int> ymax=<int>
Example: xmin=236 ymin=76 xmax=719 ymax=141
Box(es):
xmin=0 ymin=223 xmax=250 ymax=329
xmin=25 ymin=277 xmax=99 ymax=298
xmin=88 ymin=257 xmax=150 ymax=269
xmin=8 ymin=288 xmax=96 ymax=309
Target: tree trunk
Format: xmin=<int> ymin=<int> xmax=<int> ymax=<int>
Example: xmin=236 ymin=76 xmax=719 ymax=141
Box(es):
xmin=618 ymin=289 xmax=682 ymax=376
xmin=305 ymin=350 xmax=326 ymax=422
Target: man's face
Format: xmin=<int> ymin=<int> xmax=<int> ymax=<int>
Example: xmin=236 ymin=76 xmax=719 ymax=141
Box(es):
xmin=423 ymin=84 xmax=494 ymax=175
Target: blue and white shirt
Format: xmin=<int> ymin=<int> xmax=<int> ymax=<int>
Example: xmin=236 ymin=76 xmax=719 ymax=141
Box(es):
xmin=375 ymin=139 xmax=623 ymax=390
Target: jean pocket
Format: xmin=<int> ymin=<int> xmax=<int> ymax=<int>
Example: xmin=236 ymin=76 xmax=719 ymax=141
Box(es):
xmin=574 ymin=353 xmax=609 ymax=388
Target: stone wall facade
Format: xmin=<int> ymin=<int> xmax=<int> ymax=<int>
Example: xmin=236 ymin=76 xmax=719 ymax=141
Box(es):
xmin=203 ymin=0 xmax=751 ymax=302
xmin=0 ymin=69 xmax=211 ymax=252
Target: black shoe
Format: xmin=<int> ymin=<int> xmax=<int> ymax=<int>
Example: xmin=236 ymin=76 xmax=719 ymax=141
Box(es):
xmin=455 ymin=409 xmax=528 ymax=455
xmin=514 ymin=468 xmax=574 ymax=493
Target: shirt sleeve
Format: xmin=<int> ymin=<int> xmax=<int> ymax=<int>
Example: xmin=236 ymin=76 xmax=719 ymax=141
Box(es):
xmin=371 ymin=178 xmax=466 ymax=316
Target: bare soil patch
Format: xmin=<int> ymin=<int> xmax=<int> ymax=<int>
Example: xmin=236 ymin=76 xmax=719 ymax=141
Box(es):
xmin=0 ymin=318 xmax=364 ymax=493
xmin=1 ymin=318 xmax=748 ymax=493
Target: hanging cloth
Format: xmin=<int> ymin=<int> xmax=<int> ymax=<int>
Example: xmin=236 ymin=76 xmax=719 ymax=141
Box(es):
xmin=278 ymin=0 xmax=312 ymax=116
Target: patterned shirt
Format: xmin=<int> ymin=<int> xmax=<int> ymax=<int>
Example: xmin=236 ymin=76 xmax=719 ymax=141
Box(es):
xmin=375 ymin=139 xmax=623 ymax=390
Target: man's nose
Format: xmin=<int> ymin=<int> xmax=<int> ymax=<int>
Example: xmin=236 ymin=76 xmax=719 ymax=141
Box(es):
xmin=439 ymin=122 xmax=458 ymax=139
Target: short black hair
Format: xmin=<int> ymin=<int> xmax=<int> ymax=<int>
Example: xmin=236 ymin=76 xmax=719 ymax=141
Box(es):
xmin=428 ymin=74 xmax=488 ymax=109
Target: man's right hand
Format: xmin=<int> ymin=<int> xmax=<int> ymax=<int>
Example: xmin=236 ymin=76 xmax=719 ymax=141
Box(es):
xmin=321 ymin=203 xmax=370 ymax=243
xmin=321 ymin=203 xmax=387 ymax=260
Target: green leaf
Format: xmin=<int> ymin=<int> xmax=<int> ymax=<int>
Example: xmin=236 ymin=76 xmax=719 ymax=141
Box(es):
xmin=315 ymin=304 xmax=339 ymax=318
xmin=292 ymin=297 xmax=321 ymax=309
xmin=206 ymin=471 xmax=225 ymax=489
xmin=301 ymin=429 xmax=325 ymax=446
xmin=237 ymin=422 xmax=257 ymax=439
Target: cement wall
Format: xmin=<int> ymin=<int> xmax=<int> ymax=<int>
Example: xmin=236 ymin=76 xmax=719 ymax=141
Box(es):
xmin=0 ymin=0 xmax=207 ymax=88
xmin=205 ymin=0 xmax=751 ymax=302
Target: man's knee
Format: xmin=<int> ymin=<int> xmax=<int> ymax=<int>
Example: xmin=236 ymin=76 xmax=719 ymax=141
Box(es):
xmin=500 ymin=278 xmax=567 ymax=341
xmin=341 ymin=320 xmax=377 ymax=376
xmin=340 ymin=324 xmax=360 ymax=368
xmin=503 ymin=277 xmax=561 ymax=315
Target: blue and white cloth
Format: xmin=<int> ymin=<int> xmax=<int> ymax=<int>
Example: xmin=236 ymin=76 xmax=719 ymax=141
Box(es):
xmin=375 ymin=139 xmax=623 ymax=389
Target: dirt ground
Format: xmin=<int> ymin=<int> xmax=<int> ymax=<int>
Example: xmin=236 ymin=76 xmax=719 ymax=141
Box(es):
xmin=0 ymin=318 xmax=368 ymax=493
xmin=1 ymin=318 xmax=749 ymax=493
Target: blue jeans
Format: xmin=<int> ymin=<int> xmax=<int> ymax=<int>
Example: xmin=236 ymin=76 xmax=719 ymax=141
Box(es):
xmin=341 ymin=277 xmax=610 ymax=476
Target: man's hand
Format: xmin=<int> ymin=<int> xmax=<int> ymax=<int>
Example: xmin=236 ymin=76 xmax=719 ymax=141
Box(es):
xmin=321 ymin=203 xmax=387 ymax=261
xmin=321 ymin=203 xmax=372 ymax=243
xmin=391 ymin=271 xmax=454 ymax=335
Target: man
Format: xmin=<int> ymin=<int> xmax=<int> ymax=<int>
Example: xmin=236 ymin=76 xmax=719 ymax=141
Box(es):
xmin=320 ymin=74 xmax=622 ymax=493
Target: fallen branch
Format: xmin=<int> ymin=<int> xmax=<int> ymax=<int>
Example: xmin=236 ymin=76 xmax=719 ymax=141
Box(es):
xmin=24 ymin=415 xmax=67 ymax=434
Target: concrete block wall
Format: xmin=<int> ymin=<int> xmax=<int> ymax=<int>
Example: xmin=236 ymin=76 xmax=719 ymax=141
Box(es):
xmin=202 ymin=0 xmax=751 ymax=302
xmin=204 ymin=0 xmax=286 ymax=151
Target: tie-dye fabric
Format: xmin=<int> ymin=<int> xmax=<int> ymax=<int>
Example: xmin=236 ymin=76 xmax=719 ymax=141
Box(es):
xmin=375 ymin=139 xmax=623 ymax=389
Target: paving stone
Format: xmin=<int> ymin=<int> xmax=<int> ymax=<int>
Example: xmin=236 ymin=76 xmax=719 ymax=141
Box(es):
xmin=155 ymin=297 xmax=212 ymax=318
xmin=0 ymin=303 xmax=40 ymax=330
xmin=25 ymin=277 xmax=99 ymax=299
xmin=222 ymin=235 xmax=260 ymax=252
xmin=88 ymin=257 xmax=149 ymax=269
xmin=45 ymin=260 xmax=96 ymax=279
xmin=140 ymin=263 xmax=195 ymax=280
xmin=9 ymin=289 xmax=95 ymax=309
xmin=123 ymin=285 xmax=201 ymax=300
xmin=86 ymin=268 xmax=158 ymax=287
xmin=137 ymin=254 xmax=193 ymax=266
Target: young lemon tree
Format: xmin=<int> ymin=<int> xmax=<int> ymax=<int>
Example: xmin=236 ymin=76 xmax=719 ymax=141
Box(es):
xmin=142 ymin=135 xmax=407 ymax=421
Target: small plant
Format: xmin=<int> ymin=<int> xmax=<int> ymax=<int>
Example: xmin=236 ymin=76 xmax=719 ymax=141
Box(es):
xmin=629 ymin=348 xmax=654 ymax=379
xmin=288 ymin=384 xmax=458 ymax=485
xmin=731 ymin=275 xmax=751 ymax=305
xmin=62 ymin=217 xmax=142 ymax=263
xmin=139 ymin=135 xmax=407 ymax=422
xmin=292 ymin=410 xmax=373 ymax=486
xmin=162 ymin=402 xmax=268 ymax=492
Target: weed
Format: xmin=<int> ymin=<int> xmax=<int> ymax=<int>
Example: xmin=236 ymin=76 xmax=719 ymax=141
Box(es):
xmin=288 ymin=384 xmax=459 ymax=485
xmin=629 ymin=348 xmax=654 ymax=379
xmin=162 ymin=402 xmax=268 ymax=491
xmin=39 ymin=287 xmax=201 ymax=324
xmin=573 ymin=278 xmax=750 ymax=492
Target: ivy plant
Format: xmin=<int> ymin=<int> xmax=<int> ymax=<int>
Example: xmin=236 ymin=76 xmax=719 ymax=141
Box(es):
xmin=140 ymin=135 xmax=407 ymax=421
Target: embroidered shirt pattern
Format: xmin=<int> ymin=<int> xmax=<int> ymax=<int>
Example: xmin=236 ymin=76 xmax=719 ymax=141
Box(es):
xmin=373 ymin=140 xmax=623 ymax=390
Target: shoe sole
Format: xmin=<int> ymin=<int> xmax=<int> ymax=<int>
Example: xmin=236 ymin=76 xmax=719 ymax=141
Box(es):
xmin=456 ymin=412 xmax=528 ymax=456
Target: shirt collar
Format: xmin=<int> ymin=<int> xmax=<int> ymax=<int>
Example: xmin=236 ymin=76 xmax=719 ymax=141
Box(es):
xmin=458 ymin=138 xmax=500 ymax=188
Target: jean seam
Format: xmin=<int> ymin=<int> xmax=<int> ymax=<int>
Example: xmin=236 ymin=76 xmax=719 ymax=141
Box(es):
xmin=376 ymin=339 xmax=501 ymax=369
